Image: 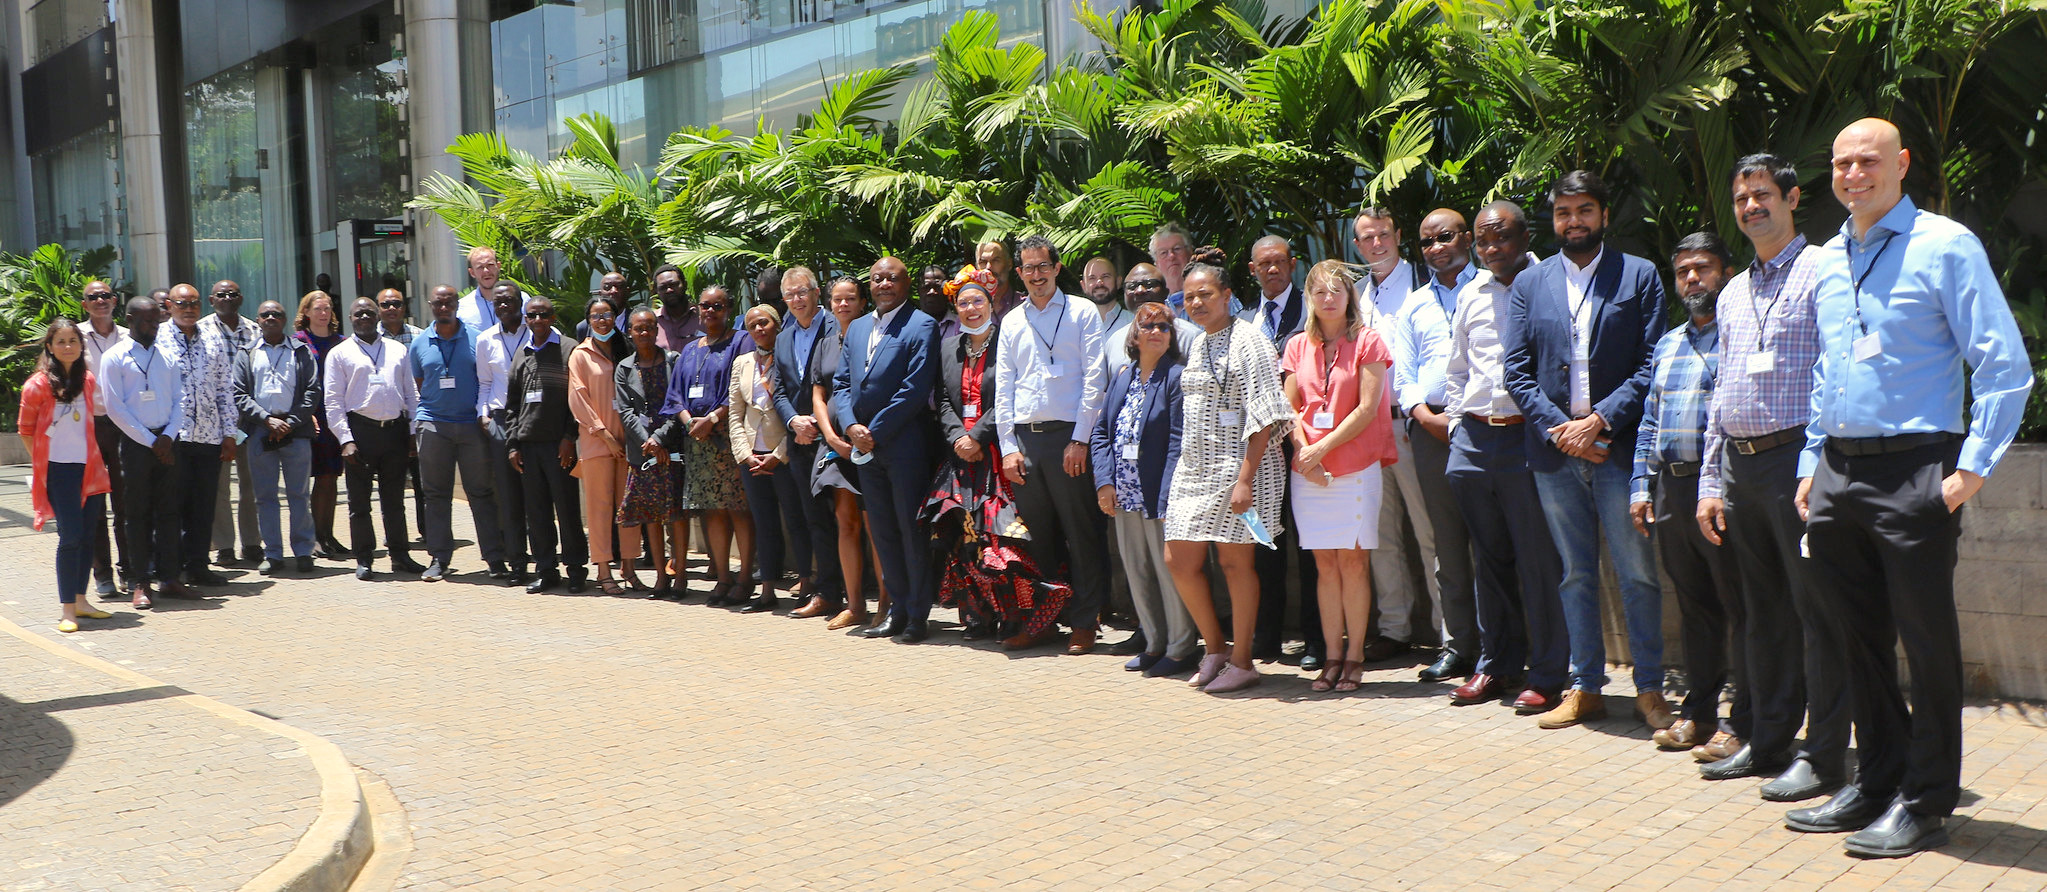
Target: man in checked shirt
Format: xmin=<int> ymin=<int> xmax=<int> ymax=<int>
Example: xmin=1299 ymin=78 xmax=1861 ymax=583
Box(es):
xmin=1629 ymin=232 xmax=1743 ymax=758
xmin=1693 ymin=153 xmax=1851 ymax=805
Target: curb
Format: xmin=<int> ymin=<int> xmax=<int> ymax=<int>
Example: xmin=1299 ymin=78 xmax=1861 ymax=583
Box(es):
xmin=0 ymin=617 xmax=374 ymax=892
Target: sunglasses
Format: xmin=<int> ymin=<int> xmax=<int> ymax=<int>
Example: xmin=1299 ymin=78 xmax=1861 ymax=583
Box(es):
xmin=1418 ymin=231 xmax=1467 ymax=247
xmin=378 ymin=300 xmax=404 ymax=309
xmin=85 ymin=292 xmax=114 ymax=301
xmin=1124 ymin=279 xmax=1165 ymax=291
xmin=698 ymin=302 xmax=731 ymax=312
xmin=170 ymin=299 xmax=201 ymax=308
xmin=213 ymin=289 xmax=241 ymax=298
xmin=351 ymin=309 xmax=376 ymax=318
xmin=258 ymin=310 xmax=285 ymax=319
xmin=525 ymin=310 xmax=556 ymax=319
xmin=1138 ymin=321 xmax=1174 ymax=333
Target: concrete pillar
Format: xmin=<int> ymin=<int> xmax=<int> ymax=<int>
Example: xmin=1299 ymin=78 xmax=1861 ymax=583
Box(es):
xmin=114 ymin=0 xmax=173 ymax=291
xmin=404 ymin=0 xmax=492 ymax=293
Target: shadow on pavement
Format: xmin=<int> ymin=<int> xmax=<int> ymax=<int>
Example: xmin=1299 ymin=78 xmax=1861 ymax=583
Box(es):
xmin=1945 ymin=816 xmax=2047 ymax=873
xmin=0 ymin=693 xmax=73 ymax=809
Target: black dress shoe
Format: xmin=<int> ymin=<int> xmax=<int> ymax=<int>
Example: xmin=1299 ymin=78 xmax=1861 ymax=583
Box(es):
xmin=565 ymin=572 xmax=587 ymax=594
xmin=526 ymin=574 xmax=560 ymax=594
xmin=1844 ymin=800 xmax=1949 ymax=857
xmin=1299 ymin=652 xmax=1325 ymax=673
xmin=740 ymin=594 xmax=779 ymax=614
xmin=1699 ymin=744 xmax=1785 ymax=781
xmin=295 ymin=555 xmax=315 ymax=573
xmin=215 ymin=549 xmax=237 ymax=567
xmin=897 ymin=621 xmax=930 ymax=643
xmin=960 ymin=621 xmax=994 ymax=641
xmin=391 ymin=555 xmax=428 ymax=575
xmin=863 ymin=616 xmax=905 ymax=639
xmin=187 ymin=568 xmax=229 ymax=586
xmin=355 ymin=566 xmax=374 ymax=581
xmin=1786 ymin=784 xmax=1889 ymax=834
xmin=487 ymin=563 xmax=511 ymax=580
xmin=1109 ymin=630 xmax=1148 ymax=656
xmin=1761 ymin=757 xmax=1845 ymax=802
xmin=1418 ymin=652 xmax=1473 ymax=682
xmin=240 ymin=547 xmax=264 ymax=564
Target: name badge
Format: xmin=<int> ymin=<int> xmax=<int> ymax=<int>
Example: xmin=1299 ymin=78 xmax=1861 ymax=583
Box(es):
xmin=260 ymin=375 xmax=286 ymax=396
xmin=1311 ymin=410 xmax=1335 ymax=430
xmin=1746 ymin=350 xmax=1776 ymax=375
xmin=1572 ymin=337 xmax=1590 ymax=362
xmin=1852 ymin=331 xmax=1882 ymax=362
xmin=688 ymin=385 xmax=705 ymax=399
xmin=369 ymin=373 xmax=387 ymax=387
xmin=439 ymin=376 xmax=457 ymax=390
xmin=140 ymin=390 xmax=157 ymax=402
xmin=1219 ymin=410 xmax=1242 ymax=427
xmin=524 ymin=389 xmax=543 ymax=404
xmin=1120 ymin=443 xmax=1138 ymax=461
xmin=1045 ymin=363 xmax=1066 ymax=378
xmin=962 ymin=404 xmax=979 ymax=419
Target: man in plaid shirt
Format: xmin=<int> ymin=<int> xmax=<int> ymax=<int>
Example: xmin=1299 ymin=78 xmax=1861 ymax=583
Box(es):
xmin=1693 ymin=154 xmax=1850 ymax=806
xmin=1631 ymin=232 xmax=1743 ymax=760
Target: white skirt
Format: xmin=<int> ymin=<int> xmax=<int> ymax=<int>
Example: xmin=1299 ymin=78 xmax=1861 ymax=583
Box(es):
xmin=1290 ymin=463 xmax=1382 ymax=551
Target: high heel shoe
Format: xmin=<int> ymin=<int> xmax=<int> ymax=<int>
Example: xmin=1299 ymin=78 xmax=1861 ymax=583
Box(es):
xmin=1309 ymin=661 xmax=1342 ymax=693
xmin=1335 ymin=660 xmax=1364 ymax=693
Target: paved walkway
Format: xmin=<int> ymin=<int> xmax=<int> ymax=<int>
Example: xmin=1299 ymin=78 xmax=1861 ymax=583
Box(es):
xmin=3 ymin=466 xmax=2046 ymax=890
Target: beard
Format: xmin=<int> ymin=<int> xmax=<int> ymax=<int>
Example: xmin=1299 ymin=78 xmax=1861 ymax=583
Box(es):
xmin=1682 ymin=288 xmax=1718 ymax=318
xmin=1560 ymin=227 xmax=1603 ymax=254
xmin=1087 ymin=289 xmax=1118 ymax=306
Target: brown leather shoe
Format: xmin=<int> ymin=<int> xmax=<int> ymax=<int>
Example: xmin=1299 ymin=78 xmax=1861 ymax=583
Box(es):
xmin=1003 ymin=627 xmax=1060 ymax=651
xmin=1450 ymin=673 xmax=1514 ymax=705
xmin=1635 ymin=691 xmax=1676 ymax=731
xmin=1653 ymin=718 xmax=1709 ymax=750
xmin=1691 ymin=732 xmax=1743 ymax=763
xmin=1536 ymin=689 xmax=1608 ymax=728
xmin=1512 ymin=686 xmax=1561 ymax=714
xmin=1066 ymin=627 xmax=1097 ymax=655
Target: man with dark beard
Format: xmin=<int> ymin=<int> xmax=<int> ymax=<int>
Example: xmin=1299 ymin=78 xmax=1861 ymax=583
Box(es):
xmin=1628 ymin=232 xmax=1745 ymax=755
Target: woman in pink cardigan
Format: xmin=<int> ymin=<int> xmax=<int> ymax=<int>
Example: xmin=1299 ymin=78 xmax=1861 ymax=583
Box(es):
xmin=19 ymin=318 xmax=114 ymax=631
xmin=568 ymin=294 xmax=639 ymax=595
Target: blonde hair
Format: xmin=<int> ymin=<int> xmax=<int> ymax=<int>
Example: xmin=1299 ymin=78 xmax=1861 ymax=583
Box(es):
xmin=466 ymin=245 xmax=499 ymax=265
xmin=294 ymin=290 xmax=335 ymax=332
xmin=1303 ymin=259 xmax=1364 ymax=344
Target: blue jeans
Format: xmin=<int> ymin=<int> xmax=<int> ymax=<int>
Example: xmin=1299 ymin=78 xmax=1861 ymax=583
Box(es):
xmin=251 ymin=437 xmax=314 ymax=559
xmin=47 ymin=462 xmax=104 ymax=604
xmin=1534 ymin=455 xmax=1663 ymax=693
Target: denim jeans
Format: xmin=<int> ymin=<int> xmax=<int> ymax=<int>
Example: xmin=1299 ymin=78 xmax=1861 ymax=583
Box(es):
xmin=47 ymin=462 xmax=104 ymax=603
xmin=251 ymin=437 xmax=314 ymax=559
xmin=1533 ymin=454 xmax=1663 ymax=693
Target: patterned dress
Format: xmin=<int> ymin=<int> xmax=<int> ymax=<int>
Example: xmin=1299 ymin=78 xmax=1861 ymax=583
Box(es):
xmin=1111 ymin=373 xmax=1154 ymax=514
xmin=674 ymin=333 xmax=747 ymax=512
xmin=616 ymin=356 xmax=682 ymax=527
xmin=298 ymin=329 xmax=347 ymax=476
xmin=1162 ymin=318 xmax=1291 ymax=543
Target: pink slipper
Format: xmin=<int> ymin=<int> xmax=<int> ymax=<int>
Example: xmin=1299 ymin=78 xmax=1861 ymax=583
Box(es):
xmin=1204 ymin=663 xmax=1262 ymax=694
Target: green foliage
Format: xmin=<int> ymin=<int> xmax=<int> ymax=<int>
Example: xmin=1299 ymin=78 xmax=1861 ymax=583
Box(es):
xmin=0 ymin=244 xmax=117 ymax=429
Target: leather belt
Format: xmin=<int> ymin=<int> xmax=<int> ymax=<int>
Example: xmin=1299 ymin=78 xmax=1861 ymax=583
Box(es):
xmin=1828 ymin=431 xmax=1960 ymax=457
xmin=1473 ymin=414 xmax=1524 ymax=427
xmin=1662 ymin=460 xmax=1700 ymax=477
xmin=347 ymin=412 xmax=406 ymax=428
xmin=1020 ymin=420 xmax=1074 ymax=433
xmin=1729 ymin=426 xmax=1802 ymax=456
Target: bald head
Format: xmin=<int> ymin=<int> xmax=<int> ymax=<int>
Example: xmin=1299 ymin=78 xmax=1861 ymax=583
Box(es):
xmin=1832 ymin=117 xmax=1909 ymax=235
xmin=1417 ymin=208 xmax=1471 ymax=281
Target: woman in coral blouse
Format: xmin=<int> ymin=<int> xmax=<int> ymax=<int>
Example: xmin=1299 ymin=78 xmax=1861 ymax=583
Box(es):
xmin=19 ymin=318 xmax=114 ymax=632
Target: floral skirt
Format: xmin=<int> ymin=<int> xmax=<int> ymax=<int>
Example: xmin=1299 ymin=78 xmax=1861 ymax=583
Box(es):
xmin=617 ymin=458 xmax=684 ymax=527
xmin=679 ymin=433 xmax=745 ymax=512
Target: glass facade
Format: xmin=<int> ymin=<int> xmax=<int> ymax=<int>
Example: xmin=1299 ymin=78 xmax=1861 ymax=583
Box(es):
xmin=185 ymin=62 xmax=269 ymax=289
xmin=30 ymin=128 xmax=129 ymax=281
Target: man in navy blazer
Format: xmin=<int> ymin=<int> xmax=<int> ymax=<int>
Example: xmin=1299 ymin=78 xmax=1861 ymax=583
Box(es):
xmin=1501 ymin=170 xmax=1672 ymax=732
xmin=832 ymin=256 xmax=941 ymax=642
xmin=771 ymin=265 xmax=844 ymax=617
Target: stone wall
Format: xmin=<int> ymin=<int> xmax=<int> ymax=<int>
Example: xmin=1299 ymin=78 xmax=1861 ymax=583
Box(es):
xmin=1954 ymin=443 xmax=2047 ymax=699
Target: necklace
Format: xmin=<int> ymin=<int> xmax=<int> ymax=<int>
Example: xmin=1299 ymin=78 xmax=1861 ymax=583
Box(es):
xmin=965 ymin=336 xmax=989 ymax=360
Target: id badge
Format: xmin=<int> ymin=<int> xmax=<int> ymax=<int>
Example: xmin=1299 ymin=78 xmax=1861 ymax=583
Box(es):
xmin=1572 ymin=337 xmax=1590 ymax=362
xmin=1852 ymin=331 xmax=1882 ymax=362
xmin=963 ymin=404 xmax=979 ymax=419
xmin=439 ymin=376 xmax=457 ymax=390
xmin=1746 ymin=350 xmax=1776 ymax=375
xmin=368 ymin=373 xmax=387 ymax=387
xmin=141 ymin=390 xmax=157 ymax=402
xmin=260 ymin=375 xmax=285 ymax=396
xmin=1311 ymin=410 xmax=1335 ymax=429
xmin=524 ymin=389 xmax=543 ymax=404
xmin=1045 ymin=363 xmax=1066 ymax=378
xmin=1219 ymin=410 xmax=1242 ymax=427
xmin=688 ymin=384 xmax=706 ymax=399
xmin=1120 ymin=443 xmax=1138 ymax=461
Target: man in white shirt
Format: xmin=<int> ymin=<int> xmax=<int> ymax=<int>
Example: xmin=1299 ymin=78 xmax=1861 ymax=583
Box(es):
xmin=326 ymin=297 xmax=425 ymax=580
xmin=98 ymin=295 xmax=185 ymax=607
xmin=474 ymin=282 xmax=533 ymax=583
xmin=200 ymin=280 xmax=263 ymax=568
xmin=1440 ymin=201 xmax=1568 ymax=714
xmin=1081 ymin=256 xmax=1132 ymax=335
xmin=456 ymin=245 xmax=504 ymax=334
xmin=995 ymin=235 xmax=1111 ymax=654
xmin=79 ymin=280 xmax=129 ymax=594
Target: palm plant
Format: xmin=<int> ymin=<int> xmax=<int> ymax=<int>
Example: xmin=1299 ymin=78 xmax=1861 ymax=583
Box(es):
xmin=0 ymin=243 xmax=115 ymax=429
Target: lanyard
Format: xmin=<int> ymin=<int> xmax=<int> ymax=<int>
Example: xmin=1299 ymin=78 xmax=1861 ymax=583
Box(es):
xmin=1026 ymin=299 xmax=1065 ymax=355
xmin=136 ymin=344 xmax=158 ymax=391
xmin=262 ymin=342 xmax=293 ymax=378
xmin=1747 ymin=257 xmax=1790 ymax=353
xmin=362 ymin=338 xmax=385 ymax=371
xmin=1204 ymin=326 xmax=1235 ymax=401
xmin=1682 ymin=326 xmax=1717 ymax=382
xmin=1849 ymin=233 xmax=1896 ymax=336
xmin=1319 ymin=337 xmax=1345 ymax=410
xmin=433 ymin=332 xmax=461 ymax=373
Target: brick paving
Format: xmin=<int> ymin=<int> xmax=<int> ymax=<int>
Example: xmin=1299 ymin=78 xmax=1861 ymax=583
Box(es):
xmin=3 ymin=467 xmax=2046 ymax=890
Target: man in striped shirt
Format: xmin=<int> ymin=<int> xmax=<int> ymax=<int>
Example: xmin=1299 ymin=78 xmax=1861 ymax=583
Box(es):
xmin=1630 ymin=232 xmax=1742 ymax=758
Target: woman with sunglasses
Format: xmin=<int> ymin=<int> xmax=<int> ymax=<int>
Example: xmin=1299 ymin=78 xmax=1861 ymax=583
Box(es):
xmin=656 ymin=285 xmax=752 ymax=605
xmin=811 ymin=275 xmax=887 ymax=630
xmin=21 ymin=319 xmax=115 ymax=631
xmin=569 ymin=295 xmax=639 ymax=595
xmin=294 ymin=290 xmax=352 ymax=558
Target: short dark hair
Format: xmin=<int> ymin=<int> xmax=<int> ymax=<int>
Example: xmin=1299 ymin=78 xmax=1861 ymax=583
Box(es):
xmin=1730 ymin=153 xmax=1798 ymax=197
xmin=921 ymin=264 xmax=947 ymax=279
xmin=1672 ymin=231 xmax=1736 ymax=270
xmin=1123 ymin=303 xmax=1184 ymax=366
xmin=652 ymin=264 xmax=684 ymax=283
xmin=1549 ymin=170 xmax=1610 ymax=209
xmin=1016 ymin=234 xmax=1060 ymax=267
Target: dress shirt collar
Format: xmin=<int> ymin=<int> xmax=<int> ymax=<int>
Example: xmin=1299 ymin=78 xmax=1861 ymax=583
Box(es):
xmin=1259 ymin=283 xmax=1296 ymax=315
xmin=788 ymin=308 xmax=822 ymax=332
xmin=1754 ymin=233 xmax=1810 ymax=274
xmin=525 ymin=326 xmax=561 ymax=351
xmin=1686 ymin=318 xmax=1718 ymax=339
xmin=427 ymin=323 xmax=467 ymax=345
xmin=1022 ymin=290 xmax=1067 ymax=315
xmin=872 ymin=302 xmax=905 ymax=329
xmin=1842 ymin=195 xmax=1919 ymax=247
xmin=1564 ymin=245 xmax=1605 ymax=282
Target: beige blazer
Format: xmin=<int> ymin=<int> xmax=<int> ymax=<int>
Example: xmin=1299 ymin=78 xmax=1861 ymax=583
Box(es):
xmin=727 ymin=348 xmax=790 ymax=465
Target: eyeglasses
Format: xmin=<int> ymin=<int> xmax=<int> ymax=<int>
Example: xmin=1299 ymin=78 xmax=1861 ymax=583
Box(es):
xmin=1418 ymin=231 xmax=1467 ymax=247
xmin=1124 ymin=279 xmax=1165 ymax=291
xmin=588 ymin=311 xmax=616 ymax=321
xmin=1137 ymin=321 xmax=1174 ymax=333
xmin=378 ymin=300 xmax=404 ymax=309
xmin=258 ymin=310 xmax=285 ymax=319
xmin=84 ymin=292 xmax=114 ymax=301
xmin=170 ymin=299 xmax=201 ymax=309
xmin=351 ymin=309 xmax=376 ymax=318
xmin=213 ymin=289 xmax=241 ymax=299
xmin=1019 ymin=262 xmax=1057 ymax=275
xmin=524 ymin=310 xmax=555 ymax=319
xmin=697 ymin=302 xmax=730 ymax=312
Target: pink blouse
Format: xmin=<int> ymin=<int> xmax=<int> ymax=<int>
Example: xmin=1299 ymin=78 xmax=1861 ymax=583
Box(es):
xmin=1280 ymin=328 xmax=1398 ymax=478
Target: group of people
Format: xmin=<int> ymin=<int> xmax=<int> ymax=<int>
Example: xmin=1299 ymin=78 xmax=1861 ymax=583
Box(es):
xmin=20 ymin=117 xmax=2027 ymax=859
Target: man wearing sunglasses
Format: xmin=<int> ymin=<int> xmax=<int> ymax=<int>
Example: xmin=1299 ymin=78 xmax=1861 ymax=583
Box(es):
xmin=1103 ymin=263 xmax=1198 ymax=378
xmin=157 ymin=283 xmax=239 ymax=590
xmin=506 ymin=296 xmax=590 ymax=594
xmin=200 ymin=280 xmax=263 ymax=569
xmin=325 ymin=296 xmax=426 ymax=580
xmin=232 ymin=300 xmax=321 ymax=575
xmin=375 ymin=288 xmax=423 ymax=345
xmin=78 ymin=281 xmax=131 ymax=595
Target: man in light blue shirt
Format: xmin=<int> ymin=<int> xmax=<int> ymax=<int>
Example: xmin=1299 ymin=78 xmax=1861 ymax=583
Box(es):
xmin=97 ymin=296 xmax=185 ymax=607
xmin=1785 ymin=118 xmax=2034 ymax=858
xmin=412 ymin=284 xmax=507 ymax=582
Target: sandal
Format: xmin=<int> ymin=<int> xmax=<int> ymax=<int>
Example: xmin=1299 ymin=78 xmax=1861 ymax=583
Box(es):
xmin=599 ymin=579 xmax=627 ymax=596
xmin=1310 ymin=661 xmax=1343 ymax=693
xmin=1335 ymin=660 xmax=1364 ymax=693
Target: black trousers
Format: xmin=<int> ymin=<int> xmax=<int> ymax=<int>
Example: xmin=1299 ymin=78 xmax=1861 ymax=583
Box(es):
xmin=174 ymin=441 xmax=224 ymax=575
xmin=1255 ymin=437 xmax=1321 ymax=656
xmin=1806 ymin=436 xmax=1965 ymax=817
xmin=1725 ymin=437 xmax=1849 ymax=767
xmin=741 ymin=458 xmax=806 ymax=581
xmin=519 ymin=443 xmax=589 ymax=577
xmin=118 ymin=437 xmax=179 ymax=586
xmin=1444 ymin=420 xmax=1567 ymax=691
xmin=91 ymin=419 xmax=130 ymax=586
xmin=484 ymin=417 xmax=530 ymax=572
xmin=343 ymin=416 xmax=413 ymax=566
xmin=783 ymin=442 xmax=841 ymax=595
xmin=1010 ymin=424 xmax=1109 ymax=630
xmin=1653 ymin=469 xmax=1746 ymax=732
xmin=1409 ymin=418 xmax=1478 ymax=660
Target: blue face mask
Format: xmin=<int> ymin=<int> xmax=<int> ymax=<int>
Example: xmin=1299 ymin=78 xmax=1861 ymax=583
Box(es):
xmin=592 ymin=328 xmax=617 ymax=341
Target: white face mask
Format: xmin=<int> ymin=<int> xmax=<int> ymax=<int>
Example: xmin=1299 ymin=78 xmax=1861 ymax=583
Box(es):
xmin=959 ymin=318 xmax=993 ymax=336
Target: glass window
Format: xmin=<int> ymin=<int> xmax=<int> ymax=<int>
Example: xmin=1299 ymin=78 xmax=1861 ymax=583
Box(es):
xmin=30 ymin=129 xmax=130 ymax=282
xmin=311 ymin=7 xmax=411 ymax=226
xmin=185 ymin=64 xmax=265 ymax=291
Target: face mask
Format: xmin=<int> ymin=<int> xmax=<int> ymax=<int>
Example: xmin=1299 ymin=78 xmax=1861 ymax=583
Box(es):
xmin=592 ymin=328 xmax=617 ymax=341
xmin=959 ymin=318 xmax=993 ymax=336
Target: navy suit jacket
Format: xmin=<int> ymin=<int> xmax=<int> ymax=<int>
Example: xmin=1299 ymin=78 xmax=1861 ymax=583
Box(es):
xmin=1090 ymin=360 xmax=1185 ymax=519
xmin=1233 ymin=284 xmax=1310 ymax=353
xmin=770 ymin=312 xmax=836 ymax=427
xmin=831 ymin=305 xmax=938 ymax=457
xmin=1500 ymin=249 xmax=1665 ymax=473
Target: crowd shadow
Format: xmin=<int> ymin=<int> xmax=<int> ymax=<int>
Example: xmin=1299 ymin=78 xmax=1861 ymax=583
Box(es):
xmin=1946 ymin=815 xmax=2047 ymax=872
xmin=0 ymin=693 xmax=72 ymax=810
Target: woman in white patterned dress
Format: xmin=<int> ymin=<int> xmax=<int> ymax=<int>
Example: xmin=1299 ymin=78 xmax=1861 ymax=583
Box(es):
xmin=1162 ymin=256 xmax=1292 ymax=694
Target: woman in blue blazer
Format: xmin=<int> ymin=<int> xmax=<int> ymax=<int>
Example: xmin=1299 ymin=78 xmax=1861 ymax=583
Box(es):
xmin=1091 ymin=302 xmax=1199 ymax=677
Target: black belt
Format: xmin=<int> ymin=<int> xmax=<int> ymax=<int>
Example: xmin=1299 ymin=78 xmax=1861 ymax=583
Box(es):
xmin=347 ymin=412 xmax=406 ymax=429
xmin=1827 ymin=431 xmax=1961 ymax=457
xmin=1728 ymin=426 xmax=1802 ymax=456
xmin=1019 ymin=420 xmax=1074 ymax=433
xmin=1662 ymin=461 xmax=1700 ymax=478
